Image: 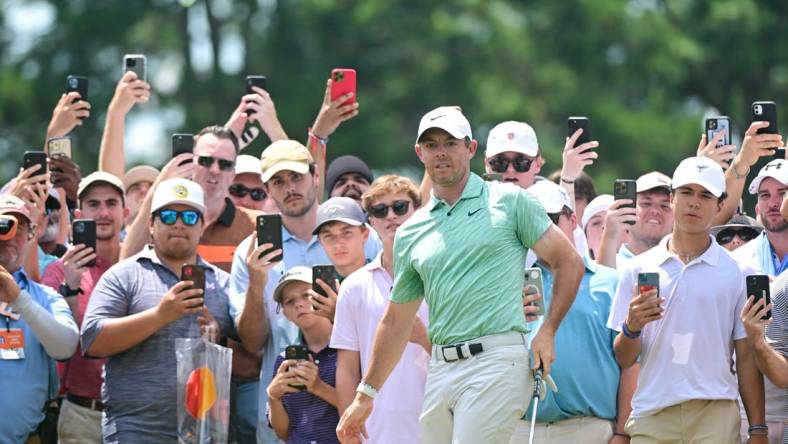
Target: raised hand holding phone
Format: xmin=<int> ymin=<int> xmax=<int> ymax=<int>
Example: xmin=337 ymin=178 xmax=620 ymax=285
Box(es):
xmin=625 ymin=273 xmax=664 ymax=333
xmin=561 ymin=117 xmax=599 ymax=183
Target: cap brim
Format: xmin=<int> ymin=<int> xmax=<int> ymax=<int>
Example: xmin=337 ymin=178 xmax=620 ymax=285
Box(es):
xmin=261 ymin=161 xmax=310 ymax=183
xmin=748 ymin=173 xmax=787 ymax=194
xmin=151 ymin=199 xmax=206 ymax=215
xmin=0 ymin=209 xmax=31 ymax=222
xmin=416 ymin=125 xmax=467 ymax=143
xmin=312 ymin=218 xmax=364 ymax=235
xmin=672 ymin=180 xmax=723 ymax=197
xmin=273 ymin=276 xmax=312 ymax=303
xmin=485 ymin=143 xmax=538 ymax=158
xmin=710 ymin=224 xmax=763 ymax=236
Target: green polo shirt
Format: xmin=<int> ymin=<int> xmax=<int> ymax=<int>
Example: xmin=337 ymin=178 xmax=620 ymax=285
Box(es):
xmin=391 ymin=173 xmax=552 ymax=345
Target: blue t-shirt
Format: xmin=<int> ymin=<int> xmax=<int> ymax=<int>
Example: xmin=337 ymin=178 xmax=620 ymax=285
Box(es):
xmin=271 ymin=345 xmax=339 ymax=444
xmin=0 ymin=269 xmax=74 ymax=443
xmin=524 ymin=256 xmax=621 ymax=422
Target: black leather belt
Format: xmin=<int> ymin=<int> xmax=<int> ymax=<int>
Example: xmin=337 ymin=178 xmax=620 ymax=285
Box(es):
xmin=67 ymin=394 xmax=104 ymax=412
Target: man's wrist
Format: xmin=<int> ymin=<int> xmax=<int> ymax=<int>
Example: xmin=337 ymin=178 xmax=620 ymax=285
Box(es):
xmin=356 ymin=381 xmax=378 ymax=399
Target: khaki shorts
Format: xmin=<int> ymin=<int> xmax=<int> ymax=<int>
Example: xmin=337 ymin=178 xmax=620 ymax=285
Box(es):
xmin=626 ymin=399 xmax=739 ymax=444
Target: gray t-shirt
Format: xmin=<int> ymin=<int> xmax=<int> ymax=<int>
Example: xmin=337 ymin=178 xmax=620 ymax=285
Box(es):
xmin=81 ymin=246 xmax=234 ymax=443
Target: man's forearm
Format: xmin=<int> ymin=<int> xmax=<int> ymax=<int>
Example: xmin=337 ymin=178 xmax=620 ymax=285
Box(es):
xmin=237 ymin=283 xmax=268 ymax=353
xmin=752 ymin=338 xmax=788 ymax=388
xmin=86 ymin=307 xmax=166 ymax=357
xmin=541 ymin=253 xmax=583 ymax=332
xmin=713 ymin=162 xmax=746 ymax=226
xmin=313 ymin=380 xmax=339 ymax=408
xmin=362 ymin=303 xmax=418 ymax=390
xmin=613 ymin=333 xmax=641 ymax=368
xmin=615 ymin=363 xmax=638 ymax=433
xmin=98 ymin=112 xmax=126 ymax=178
xmin=336 ymin=350 xmax=362 ymax=414
xmin=268 ymin=397 xmax=290 ymax=441
xmin=736 ymin=340 xmax=766 ymax=424
xmin=597 ymin=230 xmax=621 ymax=269
xmin=119 ymin=191 xmax=154 ymax=260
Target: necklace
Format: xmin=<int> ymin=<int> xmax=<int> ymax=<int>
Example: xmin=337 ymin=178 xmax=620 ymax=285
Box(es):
xmin=668 ymin=239 xmax=706 ymax=263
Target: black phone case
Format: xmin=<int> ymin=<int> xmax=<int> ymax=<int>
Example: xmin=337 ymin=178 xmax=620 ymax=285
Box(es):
xmin=312 ymin=265 xmax=336 ymax=298
xmin=568 ymin=117 xmax=591 ymax=146
xmin=614 ymin=179 xmax=637 ymax=225
xmin=171 ymin=133 xmax=194 ymax=159
xmin=72 ymin=219 xmax=97 ymax=267
xmin=746 ymin=275 xmax=771 ymax=319
xmin=23 ymin=151 xmax=48 ymax=176
xmin=181 ymin=264 xmax=206 ymax=305
xmin=285 ymin=345 xmax=309 ymax=361
xmin=65 ymin=75 xmax=89 ymax=102
xmin=257 ymin=214 xmax=283 ymax=262
xmin=246 ymin=75 xmax=267 ymax=94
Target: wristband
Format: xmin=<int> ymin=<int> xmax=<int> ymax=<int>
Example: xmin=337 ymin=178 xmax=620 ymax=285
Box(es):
xmin=308 ymin=129 xmax=329 ymax=145
xmin=731 ymin=162 xmax=750 ymax=180
xmin=748 ymin=424 xmax=768 ymax=433
xmin=621 ymin=322 xmax=641 ymax=339
xmin=58 ymin=284 xmax=82 ymax=298
xmin=560 ymin=177 xmax=575 ymax=184
xmin=356 ymin=382 xmax=378 ymax=399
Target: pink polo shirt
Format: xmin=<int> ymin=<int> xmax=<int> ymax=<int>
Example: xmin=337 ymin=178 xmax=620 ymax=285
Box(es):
xmin=330 ymin=254 xmax=429 ymax=444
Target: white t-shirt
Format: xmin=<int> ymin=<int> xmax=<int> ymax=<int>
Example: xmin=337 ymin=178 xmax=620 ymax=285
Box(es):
xmin=330 ymin=254 xmax=430 ymax=444
xmin=607 ymin=235 xmax=747 ymax=418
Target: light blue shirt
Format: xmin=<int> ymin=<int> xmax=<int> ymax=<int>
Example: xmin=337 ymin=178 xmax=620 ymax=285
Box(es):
xmin=228 ymin=224 xmax=381 ymax=444
xmin=0 ymin=269 xmax=73 ymax=443
xmin=524 ymin=256 xmax=621 ymax=422
xmin=733 ymin=232 xmax=788 ymax=277
xmin=37 ymin=245 xmax=57 ymax=277
xmin=616 ymin=244 xmax=636 ymax=269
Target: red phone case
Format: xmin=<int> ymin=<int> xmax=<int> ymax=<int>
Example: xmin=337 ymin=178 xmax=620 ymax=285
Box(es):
xmin=330 ymin=68 xmax=356 ymax=107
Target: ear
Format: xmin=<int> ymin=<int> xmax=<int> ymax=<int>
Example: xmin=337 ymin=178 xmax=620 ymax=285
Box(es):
xmin=569 ymin=213 xmax=578 ymax=232
xmin=74 ymin=208 xmax=83 ymax=219
xmin=415 ymin=143 xmax=425 ymax=163
xmin=467 ymin=139 xmax=478 ymax=159
xmin=361 ymin=226 xmax=370 ymax=242
xmin=534 ymin=155 xmax=545 ymax=174
xmin=123 ymin=207 xmax=130 ymax=222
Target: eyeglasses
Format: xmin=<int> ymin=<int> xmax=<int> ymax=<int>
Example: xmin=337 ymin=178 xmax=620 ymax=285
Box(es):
xmin=156 ymin=209 xmax=202 ymax=226
xmin=716 ymin=228 xmax=759 ymax=245
xmin=197 ymin=156 xmax=235 ymax=172
xmin=487 ymin=154 xmax=534 ymax=173
xmin=368 ymin=200 xmax=411 ymax=219
xmin=229 ymin=184 xmax=267 ymax=201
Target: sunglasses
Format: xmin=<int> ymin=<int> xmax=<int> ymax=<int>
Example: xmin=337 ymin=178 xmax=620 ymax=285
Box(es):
xmin=368 ymin=200 xmax=411 ymax=219
xmin=156 ymin=209 xmax=202 ymax=226
xmin=547 ymin=209 xmax=572 ymax=225
xmin=716 ymin=228 xmax=759 ymax=245
xmin=487 ymin=154 xmax=534 ymax=173
xmin=229 ymin=184 xmax=267 ymax=201
xmin=197 ymin=156 xmax=235 ymax=172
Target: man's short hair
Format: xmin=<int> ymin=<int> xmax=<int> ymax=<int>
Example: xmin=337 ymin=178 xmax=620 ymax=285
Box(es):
xmin=547 ymin=170 xmax=597 ymax=203
xmin=196 ymin=125 xmax=240 ymax=153
xmin=361 ymin=175 xmax=422 ymax=213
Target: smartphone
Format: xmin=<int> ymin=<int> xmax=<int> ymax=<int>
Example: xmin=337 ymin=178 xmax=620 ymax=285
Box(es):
xmin=705 ymin=116 xmax=731 ymax=148
xmin=46 ymin=137 xmax=72 ymax=159
xmin=523 ymin=267 xmax=545 ymax=316
xmin=312 ymin=265 xmax=337 ymax=299
xmin=181 ymin=264 xmax=206 ymax=306
xmin=172 ymin=133 xmax=194 ymax=158
xmin=330 ymin=68 xmax=357 ymax=107
xmin=245 ymin=75 xmax=267 ymax=94
xmin=482 ymin=173 xmax=503 ymax=182
xmin=72 ymin=219 xmax=97 ymax=267
xmin=614 ymin=179 xmax=637 ymax=225
xmin=746 ymin=275 xmax=772 ymax=320
xmin=256 ymin=214 xmax=283 ymax=262
xmin=285 ymin=344 xmax=309 ymax=389
xmin=567 ymin=116 xmax=591 ymax=147
xmin=752 ymin=101 xmax=782 ymax=159
xmin=124 ymin=54 xmax=147 ymax=81
xmin=65 ymin=75 xmax=89 ymax=103
xmin=23 ymin=151 xmax=48 ymax=177
xmin=637 ymin=272 xmax=660 ymax=303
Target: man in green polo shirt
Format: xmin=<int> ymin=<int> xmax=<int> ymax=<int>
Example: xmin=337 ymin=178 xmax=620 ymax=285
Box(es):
xmin=337 ymin=106 xmax=584 ymax=444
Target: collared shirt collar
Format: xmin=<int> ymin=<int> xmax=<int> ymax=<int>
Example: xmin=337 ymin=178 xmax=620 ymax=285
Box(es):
xmin=136 ymin=244 xmax=212 ymax=270
xmin=427 ymin=172 xmax=485 ymax=212
xmin=654 ymin=234 xmax=720 ymax=267
xmin=367 ymin=252 xmax=384 ymax=271
xmin=217 ymin=198 xmax=236 ymax=227
xmin=12 ymin=268 xmax=31 ymax=291
xmin=282 ymin=223 xmax=322 ymax=248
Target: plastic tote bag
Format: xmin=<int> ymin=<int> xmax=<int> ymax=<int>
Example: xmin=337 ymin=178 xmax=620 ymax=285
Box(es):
xmin=176 ymin=332 xmax=232 ymax=444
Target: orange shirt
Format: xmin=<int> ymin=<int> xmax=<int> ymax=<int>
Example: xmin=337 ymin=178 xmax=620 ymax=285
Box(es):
xmin=197 ymin=198 xmax=260 ymax=272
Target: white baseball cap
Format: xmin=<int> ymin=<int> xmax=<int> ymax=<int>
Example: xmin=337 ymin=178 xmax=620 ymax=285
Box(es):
xmin=671 ymin=156 xmax=725 ymax=197
xmin=486 ymin=121 xmax=539 ymax=157
xmin=581 ymin=194 xmax=614 ymax=229
xmin=416 ymin=106 xmax=472 ymax=142
xmin=235 ymin=154 xmax=262 ymax=176
xmin=636 ymin=171 xmax=672 ymax=193
xmin=151 ymin=178 xmax=206 ymax=214
xmin=78 ymin=171 xmax=125 ymax=201
xmin=273 ymin=266 xmax=313 ymax=304
xmin=748 ymin=159 xmax=788 ymax=194
xmin=527 ymin=180 xmax=572 ymax=214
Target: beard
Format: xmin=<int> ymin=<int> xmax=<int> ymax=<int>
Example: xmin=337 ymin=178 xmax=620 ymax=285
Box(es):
xmin=281 ymin=186 xmax=317 ymax=218
xmin=762 ymin=215 xmax=788 ymax=233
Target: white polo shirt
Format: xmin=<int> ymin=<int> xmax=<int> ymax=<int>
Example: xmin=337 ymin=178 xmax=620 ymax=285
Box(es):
xmin=607 ymin=235 xmax=747 ymax=418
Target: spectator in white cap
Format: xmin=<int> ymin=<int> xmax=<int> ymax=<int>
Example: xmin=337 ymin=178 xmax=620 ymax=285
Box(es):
xmin=484 ymin=121 xmax=544 ymax=188
xmin=608 ymin=157 xmax=766 ymax=443
xmin=597 ymin=171 xmax=674 ymax=269
xmin=582 ymin=194 xmax=615 ymax=261
xmin=514 ymin=180 xmax=635 ymax=444
xmin=121 ymin=165 xmax=159 ymax=226
xmin=81 ymin=177 xmax=257 ymax=442
xmin=338 ymin=106 xmax=584 ymax=443
xmin=229 ymin=154 xmax=278 ymax=213
xmin=733 ymin=159 xmax=788 ymax=277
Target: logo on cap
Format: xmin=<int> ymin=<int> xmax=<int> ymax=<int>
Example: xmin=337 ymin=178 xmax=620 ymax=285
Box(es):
xmin=325 ymin=204 xmax=343 ymax=215
xmin=764 ymin=162 xmax=783 ymax=171
xmin=173 ymin=185 xmax=189 ymax=199
xmin=696 ymin=165 xmax=708 ymax=173
xmin=507 ymin=133 xmax=515 ymax=140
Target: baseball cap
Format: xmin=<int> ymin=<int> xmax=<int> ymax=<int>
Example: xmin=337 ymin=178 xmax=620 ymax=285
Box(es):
xmin=260 ymin=140 xmax=313 ymax=183
xmin=636 ymin=171 xmax=672 ymax=193
xmin=671 ymin=156 xmax=726 ymax=197
xmin=151 ymin=178 xmax=206 ymax=214
xmin=273 ymin=266 xmax=313 ymax=304
xmin=710 ymin=214 xmax=763 ymax=237
xmin=416 ymin=106 xmax=472 ymax=142
xmin=581 ymin=194 xmax=614 ymax=229
xmin=78 ymin=171 xmax=125 ymax=201
xmin=326 ymin=155 xmax=374 ymax=193
xmin=0 ymin=194 xmax=31 ymax=223
xmin=486 ymin=121 xmax=539 ymax=158
xmin=527 ymin=180 xmax=572 ymax=214
xmin=123 ymin=165 xmax=160 ymax=192
xmin=234 ymin=154 xmax=262 ymax=176
xmin=313 ymin=197 xmax=366 ymax=235
xmin=748 ymin=159 xmax=788 ymax=194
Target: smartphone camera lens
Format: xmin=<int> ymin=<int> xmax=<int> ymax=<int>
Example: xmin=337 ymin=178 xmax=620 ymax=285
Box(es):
xmin=74 ymin=223 xmax=84 ymax=233
xmin=529 ymin=271 xmax=538 ymax=280
xmin=334 ymin=71 xmax=344 ymax=82
xmin=754 ymin=105 xmax=763 ymax=115
xmin=68 ymin=78 xmax=78 ymax=88
xmin=126 ymin=58 xmax=136 ymax=67
xmin=708 ymin=120 xmax=717 ymax=129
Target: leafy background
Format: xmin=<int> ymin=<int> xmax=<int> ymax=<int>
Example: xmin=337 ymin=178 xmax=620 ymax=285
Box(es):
xmin=2 ymin=0 xmax=787 ymax=211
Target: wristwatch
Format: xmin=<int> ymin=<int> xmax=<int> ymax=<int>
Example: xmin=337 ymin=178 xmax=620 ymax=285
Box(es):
xmin=356 ymin=382 xmax=378 ymax=399
xmin=58 ymin=284 xmax=81 ymax=298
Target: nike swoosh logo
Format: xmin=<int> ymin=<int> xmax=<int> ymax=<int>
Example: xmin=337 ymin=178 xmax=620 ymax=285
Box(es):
xmin=468 ymin=208 xmax=483 ymax=216
xmin=430 ymin=115 xmax=446 ymax=121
